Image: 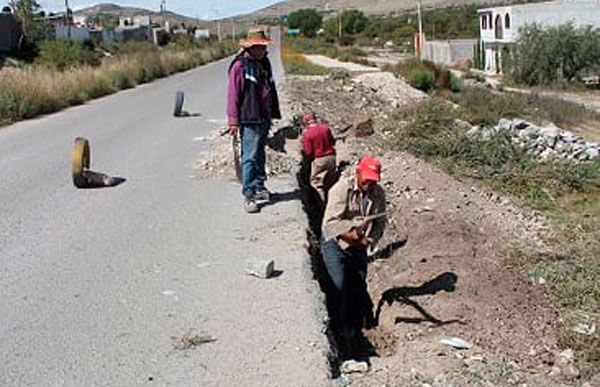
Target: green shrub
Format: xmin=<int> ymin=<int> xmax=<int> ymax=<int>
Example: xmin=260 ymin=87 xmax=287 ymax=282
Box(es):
xmin=451 ymin=87 xmax=600 ymax=127
xmin=507 ymin=23 xmax=600 ymax=86
xmin=409 ymin=67 xmax=435 ymax=92
xmin=338 ymin=35 xmax=356 ymax=46
xmin=450 ymin=73 xmax=463 ymax=93
xmin=37 ymin=40 xmax=101 ymax=70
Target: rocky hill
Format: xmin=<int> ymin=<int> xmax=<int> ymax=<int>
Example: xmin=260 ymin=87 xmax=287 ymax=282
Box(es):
xmin=237 ymin=0 xmax=542 ymax=19
xmin=73 ymin=3 xmax=204 ymax=27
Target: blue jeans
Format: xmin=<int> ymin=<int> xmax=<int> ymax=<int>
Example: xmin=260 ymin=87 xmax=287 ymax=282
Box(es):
xmin=321 ymin=239 xmax=374 ymax=332
xmin=241 ymin=123 xmax=269 ymax=199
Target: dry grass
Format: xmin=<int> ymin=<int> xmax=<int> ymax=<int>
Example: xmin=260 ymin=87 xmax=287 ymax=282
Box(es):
xmin=281 ymin=46 xmax=330 ymax=76
xmin=0 ymin=42 xmax=236 ymax=126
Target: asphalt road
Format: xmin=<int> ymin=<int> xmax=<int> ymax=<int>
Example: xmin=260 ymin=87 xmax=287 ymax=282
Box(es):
xmin=0 ymin=29 xmax=329 ymax=386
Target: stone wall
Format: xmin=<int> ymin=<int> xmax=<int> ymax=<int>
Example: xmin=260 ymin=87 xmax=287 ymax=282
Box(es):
xmin=467 ymin=118 xmax=599 ymax=162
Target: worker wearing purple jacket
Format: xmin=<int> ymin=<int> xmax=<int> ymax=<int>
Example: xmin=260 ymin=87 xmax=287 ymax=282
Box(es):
xmin=227 ymin=27 xmax=281 ymax=213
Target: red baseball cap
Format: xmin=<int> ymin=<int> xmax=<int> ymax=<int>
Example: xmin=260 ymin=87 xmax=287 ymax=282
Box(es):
xmin=357 ymin=156 xmax=382 ymax=182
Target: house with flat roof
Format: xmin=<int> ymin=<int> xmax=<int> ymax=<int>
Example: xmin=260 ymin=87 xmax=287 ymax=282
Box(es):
xmin=478 ymin=0 xmax=600 ymax=73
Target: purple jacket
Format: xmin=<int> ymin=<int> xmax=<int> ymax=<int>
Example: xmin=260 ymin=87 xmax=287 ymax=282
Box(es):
xmin=227 ymin=51 xmax=281 ymax=126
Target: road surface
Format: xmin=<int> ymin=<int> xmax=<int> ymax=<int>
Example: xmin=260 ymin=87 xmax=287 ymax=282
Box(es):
xmin=0 ymin=29 xmax=329 ymax=386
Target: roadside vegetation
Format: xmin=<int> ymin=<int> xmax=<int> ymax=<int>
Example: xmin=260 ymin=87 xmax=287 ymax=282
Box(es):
xmin=503 ymin=24 xmax=600 ymax=89
xmin=0 ymin=39 xmax=236 ymax=125
xmin=281 ymin=37 xmax=330 ymax=76
xmin=384 ymin=59 xmax=462 ymax=93
xmin=1 ymin=1 xmax=238 ymax=126
xmin=383 ymin=89 xmax=599 ymax=376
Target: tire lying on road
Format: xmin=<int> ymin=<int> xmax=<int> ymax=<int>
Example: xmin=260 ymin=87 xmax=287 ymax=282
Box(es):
xmin=72 ymin=137 xmax=91 ymax=188
xmin=174 ymin=91 xmax=185 ymax=117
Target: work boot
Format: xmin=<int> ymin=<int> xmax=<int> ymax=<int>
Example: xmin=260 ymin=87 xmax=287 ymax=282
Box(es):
xmin=244 ymin=197 xmax=259 ymax=213
xmin=254 ymin=188 xmax=271 ymax=203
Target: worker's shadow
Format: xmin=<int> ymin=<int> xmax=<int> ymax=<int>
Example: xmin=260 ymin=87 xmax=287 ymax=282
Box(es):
xmin=370 ymin=239 xmax=408 ymax=261
xmin=267 ymin=117 xmax=302 ymax=153
xmin=260 ymin=189 xmax=302 ymax=209
xmin=375 ymin=272 xmax=465 ymax=327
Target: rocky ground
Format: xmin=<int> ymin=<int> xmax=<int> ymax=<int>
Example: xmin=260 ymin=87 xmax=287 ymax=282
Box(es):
xmin=195 ymin=71 xmax=594 ymax=386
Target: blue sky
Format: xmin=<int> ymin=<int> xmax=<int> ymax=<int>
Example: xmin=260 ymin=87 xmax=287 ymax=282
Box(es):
xmin=36 ymin=1 xmax=282 ymax=19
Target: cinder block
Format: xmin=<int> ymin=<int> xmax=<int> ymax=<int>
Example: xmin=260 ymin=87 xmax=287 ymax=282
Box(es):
xmin=246 ymin=259 xmax=275 ymax=279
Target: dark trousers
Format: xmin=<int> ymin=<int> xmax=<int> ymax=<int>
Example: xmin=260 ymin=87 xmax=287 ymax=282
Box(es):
xmin=321 ymin=239 xmax=374 ymax=335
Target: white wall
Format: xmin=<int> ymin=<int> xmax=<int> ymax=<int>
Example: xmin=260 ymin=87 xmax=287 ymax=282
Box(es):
xmin=512 ymin=1 xmax=600 ymax=32
xmin=55 ymin=25 xmax=90 ymax=43
xmin=480 ymin=0 xmax=600 ymax=44
xmin=422 ymin=39 xmax=475 ymax=66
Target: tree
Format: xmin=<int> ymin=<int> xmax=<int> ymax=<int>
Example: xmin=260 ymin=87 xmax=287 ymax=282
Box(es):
xmin=508 ymin=23 xmax=600 ymax=86
xmin=9 ymin=0 xmax=41 ymax=38
xmin=341 ymin=10 xmax=368 ymax=35
xmin=287 ymin=8 xmax=322 ymax=38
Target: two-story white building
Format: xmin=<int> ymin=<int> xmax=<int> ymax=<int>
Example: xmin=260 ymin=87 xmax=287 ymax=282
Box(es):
xmin=478 ymin=0 xmax=600 ymax=73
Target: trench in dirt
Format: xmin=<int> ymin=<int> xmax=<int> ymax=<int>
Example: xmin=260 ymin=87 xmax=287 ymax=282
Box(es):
xmin=295 ymin=159 xmax=378 ymax=378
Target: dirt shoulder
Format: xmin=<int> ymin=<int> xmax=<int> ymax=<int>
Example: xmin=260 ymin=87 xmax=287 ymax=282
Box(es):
xmin=286 ymin=74 xmax=589 ymax=386
xmin=195 ymin=68 xmax=595 ymax=385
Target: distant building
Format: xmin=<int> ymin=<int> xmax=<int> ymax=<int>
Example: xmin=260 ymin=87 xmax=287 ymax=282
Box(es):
xmin=119 ymin=16 xmax=151 ymax=28
xmin=421 ymin=36 xmax=476 ymax=67
xmin=0 ymin=9 xmax=22 ymax=52
xmin=114 ymin=25 xmax=151 ymax=42
xmin=478 ymin=0 xmax=600 ymax=73
xmin=72 ymin=14 xmax=87 ymax=26
xmin=55 ymin=25 xmax=90 ymax=43
xmin=194 ymin=29 xmax=210 ymax=40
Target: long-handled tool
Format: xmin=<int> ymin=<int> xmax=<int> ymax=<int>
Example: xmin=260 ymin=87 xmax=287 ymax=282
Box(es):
xmin=352 ymin=212 xmax=387 ymax=236
xmin=232 ymin=132 xmax=242 ymax=183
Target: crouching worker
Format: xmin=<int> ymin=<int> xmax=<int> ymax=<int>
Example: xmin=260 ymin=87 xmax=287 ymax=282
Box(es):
xmin=301 ymin=112 xmax=336 ymax=204
xmin=320 ymin=156 xmax=386 ymax=351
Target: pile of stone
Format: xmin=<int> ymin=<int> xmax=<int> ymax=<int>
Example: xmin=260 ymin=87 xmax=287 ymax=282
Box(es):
xmin=466 ymin=118 xmax=599 ymax=162
xmin=352 ymin=72 xmax=427 ymax=109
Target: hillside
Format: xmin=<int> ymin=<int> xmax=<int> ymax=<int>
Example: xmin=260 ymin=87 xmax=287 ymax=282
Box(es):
xmin=238 ymin=0 xmax=542 ymax=19
xmin=74 ymin=3 xmax=205 ymax=27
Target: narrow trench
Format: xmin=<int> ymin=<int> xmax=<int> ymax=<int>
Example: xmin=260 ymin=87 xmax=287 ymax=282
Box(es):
xmin=295 ymin=159 xmax=343 ymax=377
xmin=296 ymin=159 xmax=378 ymax=378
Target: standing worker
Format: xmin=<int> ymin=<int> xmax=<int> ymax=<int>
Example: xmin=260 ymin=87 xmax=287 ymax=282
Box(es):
xmin=320 ymin=156 xmax=387 ymax=351
xmin=301 ymin=112 xmax=336 ymax=205
xmin=227 ymin=27 xmax=281 ymax=213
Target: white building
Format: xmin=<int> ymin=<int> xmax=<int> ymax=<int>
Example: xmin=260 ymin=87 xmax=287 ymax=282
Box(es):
xmin=478 ymin=0 xmax=600 ymax=73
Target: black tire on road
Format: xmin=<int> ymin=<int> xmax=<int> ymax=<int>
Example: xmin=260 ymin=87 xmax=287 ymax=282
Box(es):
xmin=174 ymin=91 xmax=185 ymax=117
xmin=72 ymin=137 xmax=90 ymax=188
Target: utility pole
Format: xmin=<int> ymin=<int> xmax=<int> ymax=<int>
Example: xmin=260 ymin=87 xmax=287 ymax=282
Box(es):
xmin=65 ymin=0 xmax=71 ymax=39
xmin=417 ymin=0 xmax=423 ymax=59
xmin=212 ymin=5 xmax=221 ymax=42
xmin=231 ymin=17 xmax=235 ymax=41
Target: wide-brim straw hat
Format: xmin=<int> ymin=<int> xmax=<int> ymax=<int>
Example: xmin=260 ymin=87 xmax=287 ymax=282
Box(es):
xmin=239 ymin=27 xmax=272 ymax=48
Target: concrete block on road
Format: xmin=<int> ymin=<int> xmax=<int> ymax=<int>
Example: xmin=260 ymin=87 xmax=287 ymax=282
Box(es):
xmin=246 ymin=259 xmax=275 ymax=279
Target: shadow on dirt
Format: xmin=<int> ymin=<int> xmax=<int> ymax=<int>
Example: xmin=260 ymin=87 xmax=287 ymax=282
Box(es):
xmin=267 ymin=117 xmax=302 ymax=153
xmin=375 ymin=272 xmax=466 ymax=326
xmin=371 ymin=239 xmax=408 ymax=261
